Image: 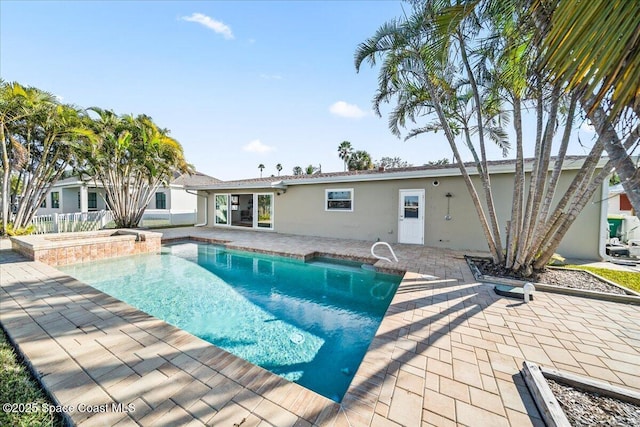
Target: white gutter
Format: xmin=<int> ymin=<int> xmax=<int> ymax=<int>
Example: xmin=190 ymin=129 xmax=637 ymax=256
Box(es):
xmin=186 ymin=189 xmax=207 ymax=227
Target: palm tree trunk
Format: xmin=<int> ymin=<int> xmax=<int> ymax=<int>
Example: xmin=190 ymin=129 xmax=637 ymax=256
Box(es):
xmin=423 ymin=77 xmax=501 ymax=262
xmin=587 ymin=101 xmax=640 ymax=219
xmin=506 ymin=96 xmax=525 ymax=268
xmin=519 ymin=87 xmax=562 ymax=269
xmin=534 ymin=160 xmax=612 ymax=269
xmin=458 ymin=30 xmax=504 ymax=262
xmin=524 ymin=93 xmax=577 ymax=264
xmin=0 ymin=125 xmax=10 ymax=234
xmin=514 ymin=83 xmax=545 ymax=270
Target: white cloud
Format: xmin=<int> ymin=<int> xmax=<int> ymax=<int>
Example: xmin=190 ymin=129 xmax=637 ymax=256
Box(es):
xmin=242 ymin=139 xmax=275 ymax=153
xmin=259 ymin=73 xmax=283 ymax=80
xmin=181 ymin=13 xmax=234 ymax=39
xmin=329 ymin=101 xmax=368 ymax=119
xmin=580 ymin=120 xmax=595 ymax=133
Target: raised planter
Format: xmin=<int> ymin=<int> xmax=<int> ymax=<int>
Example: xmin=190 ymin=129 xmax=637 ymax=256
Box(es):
xmin=465 ymin=256 xmax=640 ymax=305
xmin=522 ymin=361 xmax=640 ymax=427
xmin=11 ymin=229 xmax=161 ymax=266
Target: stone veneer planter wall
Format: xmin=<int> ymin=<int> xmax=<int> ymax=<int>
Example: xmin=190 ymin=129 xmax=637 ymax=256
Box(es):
xmin=10 ymin=229 xmax=161 ymax=266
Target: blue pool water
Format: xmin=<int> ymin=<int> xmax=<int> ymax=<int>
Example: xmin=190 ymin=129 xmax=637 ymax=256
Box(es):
xmin=59 ymin=242 xmax=401 ymax=401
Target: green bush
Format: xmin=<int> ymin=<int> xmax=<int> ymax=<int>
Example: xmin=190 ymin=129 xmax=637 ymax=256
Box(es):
xmin=4 ymin=223 xmax=36 ymax=236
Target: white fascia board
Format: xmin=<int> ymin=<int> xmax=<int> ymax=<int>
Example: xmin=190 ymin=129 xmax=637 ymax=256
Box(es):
xmin=186 ymin=182 xmax=285 ymax=191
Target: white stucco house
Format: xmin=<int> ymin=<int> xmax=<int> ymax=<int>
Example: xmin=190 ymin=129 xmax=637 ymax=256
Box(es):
xmin=36 ymin=171 xmax=219 ymax=226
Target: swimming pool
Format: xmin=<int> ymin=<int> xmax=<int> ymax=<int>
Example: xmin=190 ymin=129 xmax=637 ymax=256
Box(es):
xmin=59 ymin=242 xmax=401 ymax=402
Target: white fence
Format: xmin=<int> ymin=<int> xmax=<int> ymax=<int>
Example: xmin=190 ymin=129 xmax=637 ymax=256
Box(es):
xmin=30 ymin=209 xmax=195 ymax=234
xmin=139 ymin=209 xmax=197 ymax=227
xmin=31 ymin=210 xmax=114 ymax=234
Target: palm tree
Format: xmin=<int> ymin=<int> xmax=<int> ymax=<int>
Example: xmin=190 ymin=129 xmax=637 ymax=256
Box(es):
xmin=531 ymin=0 xmax=640 ymax=218
xmin=337 ymin=141 xmax=353 ymax=171
xmin=276 ymin=163 xmax=282 ymax=176
xmin=0 ymin=81 xmax=85 ymax=232
xmin=355 ymin=0 xmax=609 ymax=274
xmin=347 ymin=150 xmax=373 ymax=171
xmin=292 ymin=166 xmax=303 ymax=176
xmin=534 ymin=0 xmax=639 ymax=122
xmin=305 ymin=164 xmax=318 ymax=175
xmin=79 ymin=109 xmax=191 ymax=228
xmin=258 ymin=163 xmax=265 ymax=178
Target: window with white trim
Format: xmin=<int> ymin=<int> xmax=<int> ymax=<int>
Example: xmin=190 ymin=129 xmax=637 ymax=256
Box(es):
xmin=325 ymin=189 xmax=353 ymax=212
xmin=88 ymin=192 xmax=98 ymax=210
xmin=51 ymin=191 xmax=60 ymax=209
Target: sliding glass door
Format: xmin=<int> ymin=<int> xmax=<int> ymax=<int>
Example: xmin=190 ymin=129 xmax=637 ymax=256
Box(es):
xmin=256 ymin=193 xmax=273 ymax=229
xmin=215 ymin=194 xmax=229 ymax=225
xmin=214 ymin=193 xmax=273 ymax=229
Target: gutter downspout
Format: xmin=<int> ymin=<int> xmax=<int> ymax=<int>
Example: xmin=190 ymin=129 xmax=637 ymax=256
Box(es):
xmin=186 ymin=189 xmax=208 ymax=227
xmin=598 ymin=179 xmax=609 ymax=260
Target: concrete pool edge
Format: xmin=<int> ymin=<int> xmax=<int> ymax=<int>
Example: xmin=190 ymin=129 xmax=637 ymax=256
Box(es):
xmin=163 ymin=235 xmax=407 ymax=276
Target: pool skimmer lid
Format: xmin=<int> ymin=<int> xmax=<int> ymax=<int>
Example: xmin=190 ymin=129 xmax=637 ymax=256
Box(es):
xmin=494 ymin=284 xmax=534 ymax=300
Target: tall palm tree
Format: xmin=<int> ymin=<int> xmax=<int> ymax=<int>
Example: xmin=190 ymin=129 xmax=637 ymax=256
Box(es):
xmin=258 ymin=163 xmax=265 ymax=178
xmin=347 ymin=150 xmax=373 ymax=171
xmin=534 ymin=0 xmax=639 ymax=121
xmin=531 ymin=0 xmax=640 ymax=218
xmin=337 ymin=141 xmax=353 ymax=171
xmin=355 ymin=0 xmax=609 ymax=274
xmin=79 ymin=109 xmax=191 ymax=228
xmin=0 ymin=81 xmax=83 ymax=232
xmin=276 ymin=163 xmax=282 ymax=176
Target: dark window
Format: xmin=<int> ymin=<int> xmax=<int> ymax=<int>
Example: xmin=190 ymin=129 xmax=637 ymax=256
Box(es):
xmin=78 ymin=192 xmax=81 ymax=209
xmin=155 ymin=192 xmax=167 ymax=209
xmin=326 ymin=189 xmax=353 ymax=211
xmin=88 ymin=192 xmax=97 ymax=210
xmin=51 ymin=192 xmax=60 ymax=209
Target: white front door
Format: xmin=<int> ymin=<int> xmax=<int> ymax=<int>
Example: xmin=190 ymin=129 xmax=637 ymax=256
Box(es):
xmin=398 ymin=189 xmax=424 ymax=244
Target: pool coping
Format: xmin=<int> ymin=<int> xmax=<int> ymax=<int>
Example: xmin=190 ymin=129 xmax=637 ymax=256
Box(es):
xmin=163 ymin=235 xmax=407 ymax=276
xmin=0 ymin=249 xmax=347 ymax=425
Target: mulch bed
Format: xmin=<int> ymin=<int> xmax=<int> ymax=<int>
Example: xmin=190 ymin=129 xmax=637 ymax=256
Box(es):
xmin=472 ymin=258 xmax=628 ymax=295
xmin=546 ymin=378 xmax=640 ymax=426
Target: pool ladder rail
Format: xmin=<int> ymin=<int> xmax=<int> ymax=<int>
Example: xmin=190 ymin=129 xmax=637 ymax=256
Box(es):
xmin=370 ymin=242 xmax=399 ymax=263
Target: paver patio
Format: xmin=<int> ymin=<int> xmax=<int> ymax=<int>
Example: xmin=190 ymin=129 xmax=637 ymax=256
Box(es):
xmin=1 ymin=227 xmax=639 ymax=426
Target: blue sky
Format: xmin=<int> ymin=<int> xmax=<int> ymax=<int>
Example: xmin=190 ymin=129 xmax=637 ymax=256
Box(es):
xmin=1 ymin=1 xmax=596 ymax=180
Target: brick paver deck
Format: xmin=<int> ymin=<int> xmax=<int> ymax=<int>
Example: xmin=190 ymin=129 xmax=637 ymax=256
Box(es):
xmin=1 ymin=227 xmax=639 ymax=426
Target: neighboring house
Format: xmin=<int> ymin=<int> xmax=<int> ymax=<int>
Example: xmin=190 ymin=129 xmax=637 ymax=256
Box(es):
xmin=606 ymin=183 xmax=640 ymax=243
xmin=37 ymin=171 xmax=219 ymax=226
xmin=187 ymin=156 xmax=608 ymax=260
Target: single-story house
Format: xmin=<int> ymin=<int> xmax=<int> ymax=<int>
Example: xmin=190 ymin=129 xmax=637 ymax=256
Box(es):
xmin=187 ymin=157 xmax=609 ymax=260
xmin=37 ymin=171 xmax=219 ymax=226
xmin=606 ymin=183 xmax=640 ymax=243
